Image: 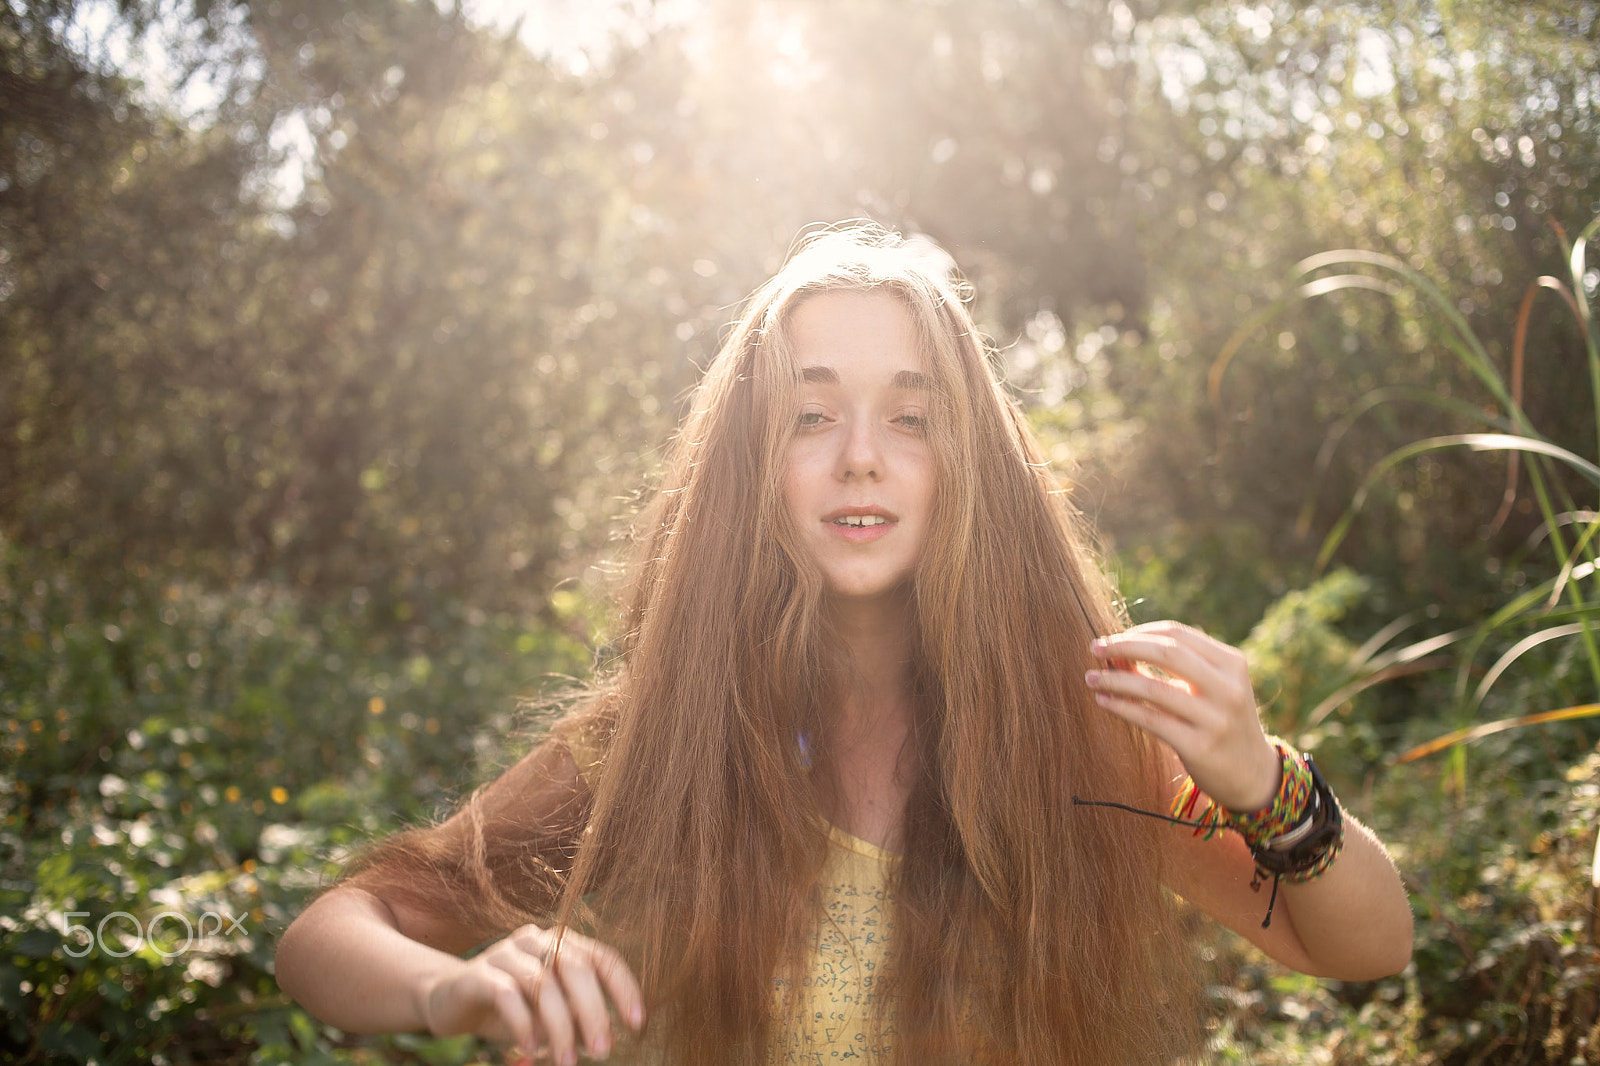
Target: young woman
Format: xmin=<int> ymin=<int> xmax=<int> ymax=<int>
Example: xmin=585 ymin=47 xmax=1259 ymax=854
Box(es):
xmin=275 ymin=225 xmax=1412 ymax=1065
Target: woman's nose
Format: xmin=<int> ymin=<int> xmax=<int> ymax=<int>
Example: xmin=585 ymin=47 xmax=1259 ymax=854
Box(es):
xmin=836 ymin=418 xmax=882 ymax=481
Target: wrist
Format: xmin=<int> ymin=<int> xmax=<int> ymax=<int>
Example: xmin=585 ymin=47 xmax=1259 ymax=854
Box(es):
xmin=1169 ymin=736 xmax=1319 ymax=847
xmin=1223 ymin=738 xmax=1285 ymax=815
xmin=1225 ymin=739 xmax=1314 ymax=843
xmin=413 ymin=956 xmax=468 ymax=1036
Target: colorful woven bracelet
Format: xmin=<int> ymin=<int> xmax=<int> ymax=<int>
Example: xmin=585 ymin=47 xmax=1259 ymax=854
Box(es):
xmin=1227 ymin=738 xmax=1316 ymax=848
xmin=1168 ymin=737 xmax=1313 ymax=848
xmin=1169 ymin=776 xmax=1230 ymax=841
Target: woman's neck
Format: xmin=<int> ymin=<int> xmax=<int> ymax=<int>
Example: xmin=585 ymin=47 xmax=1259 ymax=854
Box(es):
xmin=821 ymin=589 xmax=918 ymax=850
xmin=827 ymin=590 xmax=917 ymax=727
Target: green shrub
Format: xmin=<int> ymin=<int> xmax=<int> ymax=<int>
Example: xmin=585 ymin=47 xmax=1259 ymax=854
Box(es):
xmin=0 ymin=538 xmax=588 ymax=1063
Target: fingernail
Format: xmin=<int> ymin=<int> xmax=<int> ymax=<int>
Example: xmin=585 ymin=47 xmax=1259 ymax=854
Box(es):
xmin=560 ymin=1050 xmax=577 ymax=1066
xmin=1090 ymin=637 xmax=1106 ymax=650
xmin=1084 ymin=670 xmax=1101 ymax=684
xmin=592 ymin=1035 xmax=611 ymax=1060
xmin=1094 ymin=692 xmax=1110 ymax=705
xmin=631 ymin=1003 xmax=645 ymax=1028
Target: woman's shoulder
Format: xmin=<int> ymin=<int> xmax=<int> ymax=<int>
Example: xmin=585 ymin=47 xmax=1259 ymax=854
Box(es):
xmin=549 ymin=697 xmax=619 ymax=788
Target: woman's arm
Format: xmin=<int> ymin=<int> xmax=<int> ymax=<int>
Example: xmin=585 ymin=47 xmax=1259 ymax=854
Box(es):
xmin=274 ymin=736 xmax=645 ymax=1060
xmin=273 ymin=883 xmax=479 ymax=1031
xmin=1086 ymin=620 xmax=1413 ymax=980
xmin=1163 ymin=791 xmax=1412 ymax=979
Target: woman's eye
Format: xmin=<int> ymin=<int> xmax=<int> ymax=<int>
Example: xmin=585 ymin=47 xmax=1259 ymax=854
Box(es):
xmin=895 ymin=413 xmax=929 ymax=430
xmin=798 ymin=410 xmax=825 ymax=427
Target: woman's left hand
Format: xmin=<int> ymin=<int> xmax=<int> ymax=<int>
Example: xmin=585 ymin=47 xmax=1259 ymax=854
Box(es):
xmin=1085 ymin=620 xmax=1281 ymax=813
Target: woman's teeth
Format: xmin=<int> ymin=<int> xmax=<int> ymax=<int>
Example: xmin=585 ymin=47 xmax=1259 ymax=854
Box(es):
xmin=834 ymin=515 xmax=887 ymax=527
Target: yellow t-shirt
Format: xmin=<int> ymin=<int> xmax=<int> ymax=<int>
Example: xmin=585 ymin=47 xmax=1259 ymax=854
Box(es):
xmin=559 ymin=730 xmax=897 ymax=1062
xmin=770 ymin=826 xmax=896 ymax=1062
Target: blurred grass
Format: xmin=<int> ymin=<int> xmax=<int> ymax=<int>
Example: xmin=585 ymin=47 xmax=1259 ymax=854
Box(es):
xmin=1212 ymin=215 xmax=1600 ymax=732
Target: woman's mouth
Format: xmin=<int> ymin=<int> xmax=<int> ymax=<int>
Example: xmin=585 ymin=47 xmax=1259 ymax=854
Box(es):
xmin=823 ymin=509 xmax=897 ymax=541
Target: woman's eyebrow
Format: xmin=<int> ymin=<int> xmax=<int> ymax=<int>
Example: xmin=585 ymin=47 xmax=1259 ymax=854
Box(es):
xmin=797 ymin=366 xmax=932 ymax=392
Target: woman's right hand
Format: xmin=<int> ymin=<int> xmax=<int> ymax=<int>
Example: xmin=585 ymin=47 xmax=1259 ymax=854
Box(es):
xmin=420 ymin=924 xmax=645 ymax=1064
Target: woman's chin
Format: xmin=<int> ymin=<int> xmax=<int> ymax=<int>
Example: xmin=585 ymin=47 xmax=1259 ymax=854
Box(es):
xmin=820 ymin=578 xmax=916 ymax=608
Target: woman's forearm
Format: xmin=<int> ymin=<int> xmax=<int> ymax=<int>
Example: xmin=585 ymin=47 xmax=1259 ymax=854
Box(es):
xmin=1171 ymin=810 xmax=1413 ymax=981
xmin=1279 ymin=815 xmax=1413 ymax=980
xmin=275 ymin=738 xmax=593 ymax=1036
xmin=274 ymin=886 xmax=466 ymax=1033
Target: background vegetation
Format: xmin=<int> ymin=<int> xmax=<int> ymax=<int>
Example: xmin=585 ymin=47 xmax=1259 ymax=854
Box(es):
xmin=2 ymin=0 xmax=1598 ymax=1062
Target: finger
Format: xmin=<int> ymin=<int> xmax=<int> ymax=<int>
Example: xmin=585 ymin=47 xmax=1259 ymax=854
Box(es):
xmin=1085 ymin=666 xmax=1208 ymax=725
xmin=1091 ymin=635 xmax=1228 ymax=696
xmin=1091 ymin=687 xmax=1195 ymax=749
xmin=588 ymin=939 xmax=646 ymax=1031
xmin=480 ymin=954 xmax=553 ymax=1048
xmin=1119 ymin=620 xmax=1238 ymax=669
xmin=532 ymin=960 xmax=580 ymax=1066
xmin=1093 ymin=629 xmax=1215 ymax=676
xmin=485 ymin=971 xmax=541 ymax=1054
xmin=550 ymin=944 xmax=617 ymax=1059
xmin=423 ymin=964 xmax=535 ymax=1049
xmin=1120 ymin=619 xmax=1209 ymax=641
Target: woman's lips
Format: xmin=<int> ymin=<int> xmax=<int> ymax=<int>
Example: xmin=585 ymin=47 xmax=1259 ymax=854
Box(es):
xmin=822 ymin=508 xmax=897 ymax=543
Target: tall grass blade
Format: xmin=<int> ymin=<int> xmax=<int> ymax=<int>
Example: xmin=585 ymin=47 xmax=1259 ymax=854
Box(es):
xmin=1349 ymin=611 xmax=1429 ymax=667
xmin=1396 ymin=704 xmax=1600 ymax=764
xmin=1298 ymin=274 xmax=1403 ymax=299
xmin=1571 ymin=219 xmax=1596 ymax=330
xmin=1522 ymin=511 xmax=1600 ymax=554
xmin=1294 ymin=249 xmax=1518 ymax=418
xmin=1489 ymin=284 xmax=1536 ymax=533
xmin=1317 ymin=434 xmax=1600 ymax=573
xmin=1304 ymin=627 xmax=1473 ymax=727
xmin=1470 ymin=622 xmax=1594 ymax=710
xmin=1362 ymin=627 xmax=1474 ymax=673
xmin=1547 ymin=538 xmax=1599 ymax=611
xmin=1295 ymin=388 xmax=1523 ymax=539
xmin=1305 ymin=656 xmax=1453 ymax=728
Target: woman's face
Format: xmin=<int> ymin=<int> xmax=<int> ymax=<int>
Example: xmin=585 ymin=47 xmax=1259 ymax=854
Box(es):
xmin=781 ymin=290 xmax=937 ymax=603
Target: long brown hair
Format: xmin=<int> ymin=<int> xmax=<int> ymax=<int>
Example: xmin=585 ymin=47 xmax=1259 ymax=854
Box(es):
xmin=348 ymin=224 xmax=1201 ymax=1064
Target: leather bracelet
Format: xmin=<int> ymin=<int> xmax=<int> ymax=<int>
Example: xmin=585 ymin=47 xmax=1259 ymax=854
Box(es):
xmin=1247 ymin=754 xmax=1344 ymax=884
